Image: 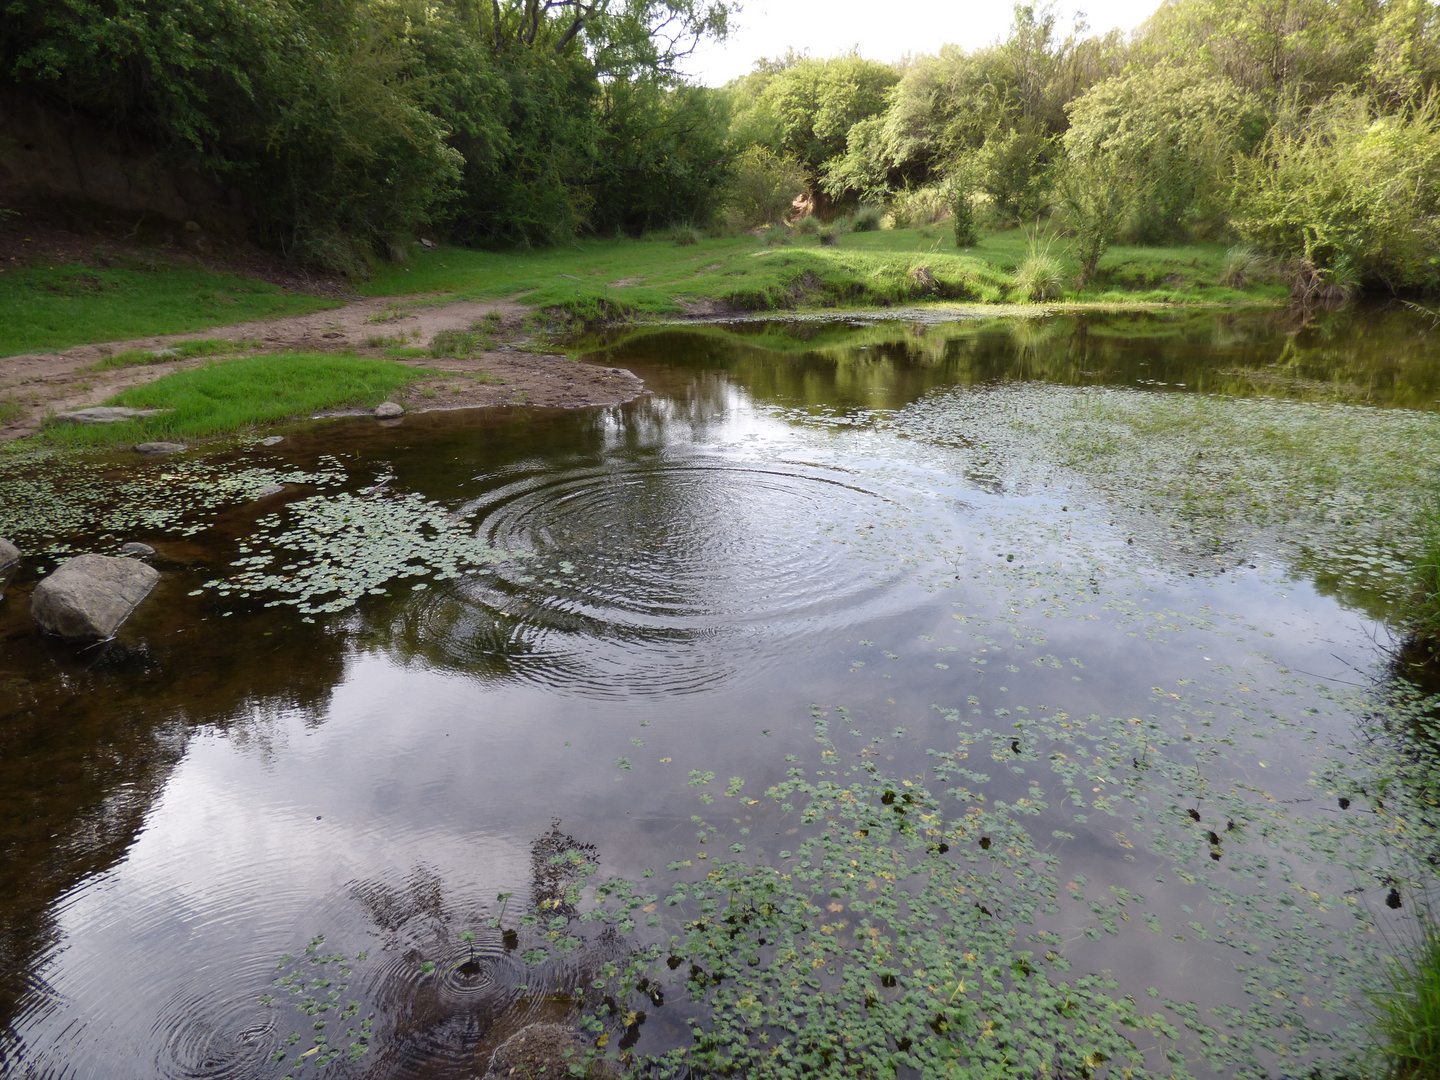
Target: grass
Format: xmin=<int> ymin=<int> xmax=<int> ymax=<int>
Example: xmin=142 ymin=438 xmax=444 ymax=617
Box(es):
xmin=1370 ymin=922 xmax=1440 ymax=1078
xmin=0 ymin=259 xmax=338 ymax=356
xmin=359 ymin=226 xmax=1285 ymax=325
xmin=39 ymin=353 xmax=434 ymax=448
xmin=85 ymin=338 xmax=264 ymax=371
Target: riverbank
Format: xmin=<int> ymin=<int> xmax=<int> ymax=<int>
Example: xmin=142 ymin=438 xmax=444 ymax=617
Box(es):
xmin=0 ymin=226 xmax=1287 ymax=447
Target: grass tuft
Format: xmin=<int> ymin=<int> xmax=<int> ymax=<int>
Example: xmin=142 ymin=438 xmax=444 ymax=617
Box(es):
xmin=1219 ymin=245 xmax=1262 ymax=288
xmin=852 ymin=205 xmax=884 ymax=233
xmin=1014 ymin=237 xmax=1066 ymax=301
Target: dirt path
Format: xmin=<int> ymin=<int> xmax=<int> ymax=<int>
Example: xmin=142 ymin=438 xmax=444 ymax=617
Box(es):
xmin=0 ymin=294 xmax=646 ymax=442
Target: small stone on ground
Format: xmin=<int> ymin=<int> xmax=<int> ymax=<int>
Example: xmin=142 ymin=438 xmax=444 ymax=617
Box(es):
xmin=374 ymin=402 xmax=405 ymax=419
xmin=135 ymin=442 xmax=186 ymax=454
xmin=119 ymin=542 xmax=156 ymax=556
xmin=259 ymin=435 xmax=285 ymax=446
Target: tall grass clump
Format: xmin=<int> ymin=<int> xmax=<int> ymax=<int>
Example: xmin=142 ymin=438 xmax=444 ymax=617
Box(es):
xmin=1368 ymin=922 xmax=1440 ymax=1079
xmin=1013 ymin=237 xmax=1065 ymax=300
xmin=1411 ymin=496 xmax=1440 ymax=661
xmin=1219 ymin=245 xmax=1262 ymax=288
xmin=852 ymin=205 xmax=883 ymax=232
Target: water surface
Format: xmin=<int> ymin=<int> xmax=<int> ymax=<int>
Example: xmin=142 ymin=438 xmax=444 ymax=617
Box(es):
xmin=2 ymin=306 xmax=1439 ymax=1079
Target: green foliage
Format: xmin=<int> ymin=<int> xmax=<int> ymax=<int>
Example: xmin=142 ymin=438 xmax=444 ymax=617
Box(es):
xmin=949 ymin=177 xmax=980 ymax=248
xmin=726 ymin=145 xmax=808 ymax=228
xmin=974 ymin=127 xmax=1056 ymax=224
xmin=1233 ymin=93 xmax=1440 ymax=294
xmin=88 ymin=339 xmax=263 ymax=371
xmin=1219 ymin=244 xmax=1262 ymax=288
xmin=756 ymin=53 xmax=901 ymax=181
xmin=1062 ymin=63 xmax=1264 ymax=243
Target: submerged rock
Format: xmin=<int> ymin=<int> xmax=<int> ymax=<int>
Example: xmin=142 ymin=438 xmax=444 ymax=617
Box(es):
xmin=119 ymin=542 xmax=156 ymax=556
xmin=481 ymin=1023 xmax=613 ymax=1080
xmin=255 ymin=483 xmax=285 ymax=498
xmin=0 ymin=538 xmax=19 ymax=572
xmin=374 ymin=402 xmax=405 ymax=419
xmin=56 ymin=406 xmax=167 ymax=424
xmin=259 ymin=435 xmax=285 ymax=446
xmin=135 ymin=441 xmax=187 ymax=454
xmin=32 ymin=553 xmax=160 ymax=640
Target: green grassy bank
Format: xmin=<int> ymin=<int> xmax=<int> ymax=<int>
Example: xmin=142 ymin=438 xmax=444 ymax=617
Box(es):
xmin=0 ymin=228 xmax=1282 ymax=358
xmin=364 ymin=226 xmax=1282 ymax=322
xmin=36 ymin=353 xmax=432 ymax=449
xmin=0 ymin=261 xmax=340 ymax=356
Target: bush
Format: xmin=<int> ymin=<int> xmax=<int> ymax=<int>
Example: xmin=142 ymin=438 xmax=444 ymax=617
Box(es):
xmin=891 ymin=186 xmax=952 ymax=227
xmin=1234 ymin=93 xmax=1440 ymax=294
xmin=852 ymin=205 xmax=884 ymax=232
xmin=817 ymin=226 xmax=841 ymax=246
xmin=949 ymin=182 xmax=979 ymax=248
xmin=727 ymin=145 xmax=808 ymax=228
xmin=795 ymin=216 xmax=820 ymax=235
xmin=672 ymin=225 xmax=701 ymax=246
xmin=762 ymin=223 xmax=792 ymax=246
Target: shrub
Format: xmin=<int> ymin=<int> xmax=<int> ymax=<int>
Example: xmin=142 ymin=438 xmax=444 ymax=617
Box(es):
xmin=762 ymin=223 xmax=792 ymax=246
xmin=891 ymin=186 xmax=951 ymax=227
xmin=795 ymin=216 xmax=820 ymax=235
xmin=672 ymin=225 xmax=701 ymax=246
xmin=1234 ymin=93 xmax=1440 ymax=295
xmin=817 ymin=226 xmax=841 ymax=246
xmin=949 ymin=183 xmax=979 ymax=248
xmin=852 ymin=205 xmax=883 ymax=232
xmin=727 ymin=145 xmax=808 ymax=228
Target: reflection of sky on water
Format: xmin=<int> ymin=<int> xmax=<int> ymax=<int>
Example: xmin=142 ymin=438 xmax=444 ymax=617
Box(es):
xmin=2 ymin=309 xmax=1435 ymax=1078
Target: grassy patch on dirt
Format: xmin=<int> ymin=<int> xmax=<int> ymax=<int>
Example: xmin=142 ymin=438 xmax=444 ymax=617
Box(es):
xmin=39 ymin=353 xmax=433 ymax=448
xmin=361 ymin=227 xmax=1285 ymax=321
xmin=0 ymin=261 xmax=338 ymax=356
xmin=84 ymin=338 xmax=265 ymax=371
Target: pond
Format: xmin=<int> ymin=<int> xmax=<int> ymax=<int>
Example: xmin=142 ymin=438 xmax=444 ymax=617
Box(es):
xmin=2 ymin=305 xmax=1440 ymax=1080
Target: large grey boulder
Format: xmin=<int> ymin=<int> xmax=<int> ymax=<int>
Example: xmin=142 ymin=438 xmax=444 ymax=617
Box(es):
xmin=32 ymin=554 xmax=159 ymax=640
xmin=0 ymin=538 xmax=19 ymax=573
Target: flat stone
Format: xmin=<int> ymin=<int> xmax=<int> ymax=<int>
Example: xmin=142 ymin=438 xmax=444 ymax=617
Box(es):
xmin=374 ymin=402 xmax=405 ymax=419
xmin=0 ymin=538 xmax=19 ymax=572
xmin=55 ymin=407 xmax=166 ymax=424
xmin=32 ymin=553 xmax=160 ymax=640
xmin=119 ymin=542 xmax=155 ymax=556
xmin=255 ymin=483 xmax=285 ymax=498
xmin=259 ymin=435 xmax=285 ymax=446
xmin=135 ymin=442 xmax=186 ymax=454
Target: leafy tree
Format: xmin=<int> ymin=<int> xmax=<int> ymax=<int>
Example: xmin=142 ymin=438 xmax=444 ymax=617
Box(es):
xmin=1062 ymin=62 xmax=1265 ymax=243
xmin=726 ymin=145 xmax=807 ymax=227
xmin=758 ymin=54 xmax=900 ymax=183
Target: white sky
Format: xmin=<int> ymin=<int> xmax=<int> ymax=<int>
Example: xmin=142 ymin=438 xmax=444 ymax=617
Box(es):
xmin=680 ymin=0 xmax=1165 ymax=86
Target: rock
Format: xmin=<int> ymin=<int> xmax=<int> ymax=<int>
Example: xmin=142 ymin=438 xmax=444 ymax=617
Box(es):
xmin=31 ymin=553 xmax=160 ymax=640
xmin=55 ymin=406 xmax=166 ymax=424
xmin=374 ymin=402 xmax=405 ymax=419
xmin=259 ymin=435 xmax=285 ymax=446
xmin=119 ymin=542 xmax=155 ymax=556
xmin=0 ymin=538 xmax=19 ymax=573
xmin=255 ymin=483 xmax=285 ymax=498
xmin=418 ymin=238 xmax=437 ymax=249
xmin=481 ymin=1023 xmax=613 ymax=1080
xmin=135 ymin=441 xmax=186 ymax=454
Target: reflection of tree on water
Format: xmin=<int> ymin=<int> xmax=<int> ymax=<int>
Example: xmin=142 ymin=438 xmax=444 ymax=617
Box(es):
xmin=0 ymin=609 xmax=346 ymax=1057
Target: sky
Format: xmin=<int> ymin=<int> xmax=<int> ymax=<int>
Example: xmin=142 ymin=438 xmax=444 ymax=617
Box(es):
xmin=679 ymin=0 xmax=1165 ymax=86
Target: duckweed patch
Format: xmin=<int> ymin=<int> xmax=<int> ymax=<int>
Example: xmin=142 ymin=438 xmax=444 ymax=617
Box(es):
xmin=207 ymin=490 xmax=514 ymax=614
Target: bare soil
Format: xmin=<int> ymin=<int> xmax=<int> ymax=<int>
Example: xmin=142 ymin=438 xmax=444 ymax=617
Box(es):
xmin=0 ymin=293 xmax=646 ymax=442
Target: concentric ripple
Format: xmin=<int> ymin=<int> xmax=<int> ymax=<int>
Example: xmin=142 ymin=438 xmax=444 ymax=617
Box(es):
xmin=399 ymin=456 xmax=934 ymax=695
